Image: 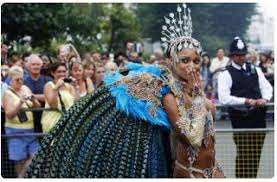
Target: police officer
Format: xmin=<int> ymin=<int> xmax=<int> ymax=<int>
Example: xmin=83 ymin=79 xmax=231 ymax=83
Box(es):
xmin=217 ymin=36 xmax=273 ymax=178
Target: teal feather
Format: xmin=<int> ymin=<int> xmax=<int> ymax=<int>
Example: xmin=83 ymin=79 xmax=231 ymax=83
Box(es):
xmin=104 ymin=63 xmax=171 ymax=129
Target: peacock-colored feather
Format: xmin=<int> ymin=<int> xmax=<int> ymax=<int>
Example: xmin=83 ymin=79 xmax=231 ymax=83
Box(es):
xmin=26 ymin=79 xmax=170 ymax=178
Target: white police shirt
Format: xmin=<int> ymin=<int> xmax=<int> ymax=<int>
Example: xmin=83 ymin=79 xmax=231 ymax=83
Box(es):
xmin=217 ymin=61 xmax=273 ymax=105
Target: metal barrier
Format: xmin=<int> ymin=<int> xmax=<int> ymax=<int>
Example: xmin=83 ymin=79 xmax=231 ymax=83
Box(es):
xmin=215 ymin=128 xmax=274 ymax=178
xmin=1 ymin=104 xmax=274 ymax=178
xmin=1 ymin=107 xmax=59 ymax=178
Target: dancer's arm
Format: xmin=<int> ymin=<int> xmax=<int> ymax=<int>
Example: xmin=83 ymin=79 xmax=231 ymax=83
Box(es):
xmin=162 ymin=93 xmax=190 ymax=145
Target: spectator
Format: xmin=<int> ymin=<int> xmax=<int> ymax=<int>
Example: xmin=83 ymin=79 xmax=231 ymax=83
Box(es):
xmin=125 ymin=41 xmax=134 ymax=58
xmin=83 ymin=60 xmax=96 ymax=92
xmin=210 ymin=47 xmax=229 ymax=101
xmin=258 ymin=52 xmax=274 ymax=83
xmin=258 ymin=52 xmax=269 ymax=74
xmin=128 ymin=52 xmax=142 ymax=64
xmin=1 ymin=64 xmax=9 ymax=81
xmin=24 ymin=54 xmax=52 ymax=104
xmin=268 ymin=50 xmax=274 ymax=63
xmin=200 ymin=52 xmax=212 ymax=91
xmin=218 ymin=36 xmax=273 ymax=178
xmin=70 ymin=61 xmax=94 ymax=98
xmin=114 ymin=51 xmax=128 ymax=68
xmin=154 ymin=49 xmax=164 ymax=62
xmin=40 ymin=54 xmax=53 ymax=77
xmin=204 ymin=83 xmax=216 ymax=103
xmin=249 ymin=51 xmax=260 ymax=66
xmin=104 ymin=61 xmax=118 ymax=74
xmin=1 ymin=43 xmax=8 ymax=65
xmin=41 ymin=62 xmax=76 ymax=133
xmin=24 ymin=54 xmax=52 ymax=132
xmin=93 ymin=63 xmax=105 ymax=88
xmin=1 ymin=64 xmax=10 ymax=101
xmin=4 ymin=53 xmax=29 ymax=85
xmin=22 ymin=52 xmax=31 ymax=73
xmin=101 ymin=52 xmax=110 ymax=65
xmin=91 ymin=51 xmax=101 ymax=63
xmin=147 ymin=54 xmax=157 ymax=64
xmin=267 ymin=51 xmax=274 ymax=87
xmin=2 ymin=66 xmax=40 ymax=177
xmin=8 ymin=52 xmax=23 ymax=68
xmin=57 ymin=44 xmax=80 ymax=69
xmin=268 ymin=50 xmax=274 ymax=72
xmin=83 ymin=59 xmax=95 ymax=78
xmin=82 ymin=52 xmax=93 ymax=62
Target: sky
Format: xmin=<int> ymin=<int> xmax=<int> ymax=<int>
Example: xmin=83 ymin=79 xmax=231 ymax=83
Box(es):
xmin=258 ymin=1 xmax=275 ymax=18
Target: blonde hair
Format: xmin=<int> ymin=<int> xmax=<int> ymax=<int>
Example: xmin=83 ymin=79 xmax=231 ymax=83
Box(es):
xmin=82 ymin=59 xmax=95 ymax=70
xmin=104 ymin=61 xmax=118 ymax=73
xmin=8 ymin=66 xmax=24 ymax=80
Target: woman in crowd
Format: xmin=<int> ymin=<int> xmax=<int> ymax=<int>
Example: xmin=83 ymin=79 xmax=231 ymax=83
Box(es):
xmin=83 ymin=59 xmax=95 ymax=80
xmin=70 ymin=61 xmax=94 ymax=98
xmin=40 ymin=62 xmax=77 ymax=133
xmin=2 ymin=66 xmax=41 ymax=177
xmin=83 ymin=59 xmax=96 ymax=93
xmin=93 ymin=63 xmax=105 ymax=88
xmin=200 ymin=52 xmax=212 ymax=91
xmin=40 ymin=54 xmax=53 ymax=77
xmin=259 ymin=53 xmax=269 ymax=74
xmin=104 ymin=61 xmax=118 ymax=74
xmin=27 ymin=4 xmax=223 ymax=178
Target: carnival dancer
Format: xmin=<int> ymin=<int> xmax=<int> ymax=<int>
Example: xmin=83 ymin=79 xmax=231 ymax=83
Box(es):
xmin=26 ymin=4 xmax=223 ymax=178
xmin=160 ymin=4 xmax=224 ymax=178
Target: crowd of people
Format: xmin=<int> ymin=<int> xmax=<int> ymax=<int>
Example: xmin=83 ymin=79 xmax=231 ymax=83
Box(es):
xmin=1 ymin=28 xmax=274 ymax=179
xmin=200 ymin=47 xmax=274 ymax=103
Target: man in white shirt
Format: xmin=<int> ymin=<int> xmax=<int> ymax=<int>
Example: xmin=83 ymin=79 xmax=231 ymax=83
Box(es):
xmin=217 ymin=36 xmax=272 ymax=178
xmin=210 ymin=47 xmax=230 ymax=101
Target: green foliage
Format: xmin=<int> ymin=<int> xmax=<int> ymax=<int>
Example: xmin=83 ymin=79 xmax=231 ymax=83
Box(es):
xmin=2 ymin=3 xmax=63 ymax=47
xmin=104 ymin=4 xmax=141 ymax=53
xmin=2 ymin=3 xmax=256 ymax=57
xmin=1 ymin=3 xmax=141 ymax=56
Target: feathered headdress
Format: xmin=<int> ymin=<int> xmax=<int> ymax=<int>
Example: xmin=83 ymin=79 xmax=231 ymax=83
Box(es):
xmin=161 ymin=4 xmax=202 ymax=62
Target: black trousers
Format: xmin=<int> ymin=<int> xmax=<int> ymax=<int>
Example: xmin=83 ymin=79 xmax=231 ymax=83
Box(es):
xmin=233 ymin=132 xmax=265 ymax=178
xmin=228 ymin=107 xmax=267 ymax=178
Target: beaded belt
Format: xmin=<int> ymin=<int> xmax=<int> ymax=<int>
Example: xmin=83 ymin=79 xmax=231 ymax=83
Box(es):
xmin=175 ymin=160 xmax=213 ymax=178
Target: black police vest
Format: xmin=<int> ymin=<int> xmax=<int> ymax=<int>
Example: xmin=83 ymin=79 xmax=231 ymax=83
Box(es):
xmin=227 ymin=63 xmax=266 ymax=129
xmin=226 ymin=63 xmax=262 ymax=99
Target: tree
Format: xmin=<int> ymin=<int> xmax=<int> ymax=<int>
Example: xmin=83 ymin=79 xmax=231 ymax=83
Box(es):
xmin=1 ymin=3 xmax=142 ymax=55
xmin=104 ymin=4 xmax=141 ymax=53
xmin=1 ymin=3 xmax=63 ymax=47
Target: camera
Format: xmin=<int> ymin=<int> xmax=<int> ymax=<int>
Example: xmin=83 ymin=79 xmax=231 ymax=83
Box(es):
xmin=60 ymin=44 xmax=72 ymax=55
xmin=17 ymin=110 xmax=28 ymax=123
xmin=23 ymin=95 xmax=33 ymax=100
xmin=63 ymin=78 xmax=73 ymax=83
xmin=26 ymin=96 xmax=33 ymax=100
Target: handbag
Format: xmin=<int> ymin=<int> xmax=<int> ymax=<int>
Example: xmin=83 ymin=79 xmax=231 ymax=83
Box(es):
xmin=57 ymin=91 xmax=66 ymax=113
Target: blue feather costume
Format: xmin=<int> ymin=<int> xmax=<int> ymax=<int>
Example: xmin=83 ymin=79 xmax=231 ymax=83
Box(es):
xmin=26 ymin=63 xmax=174 ymax=178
